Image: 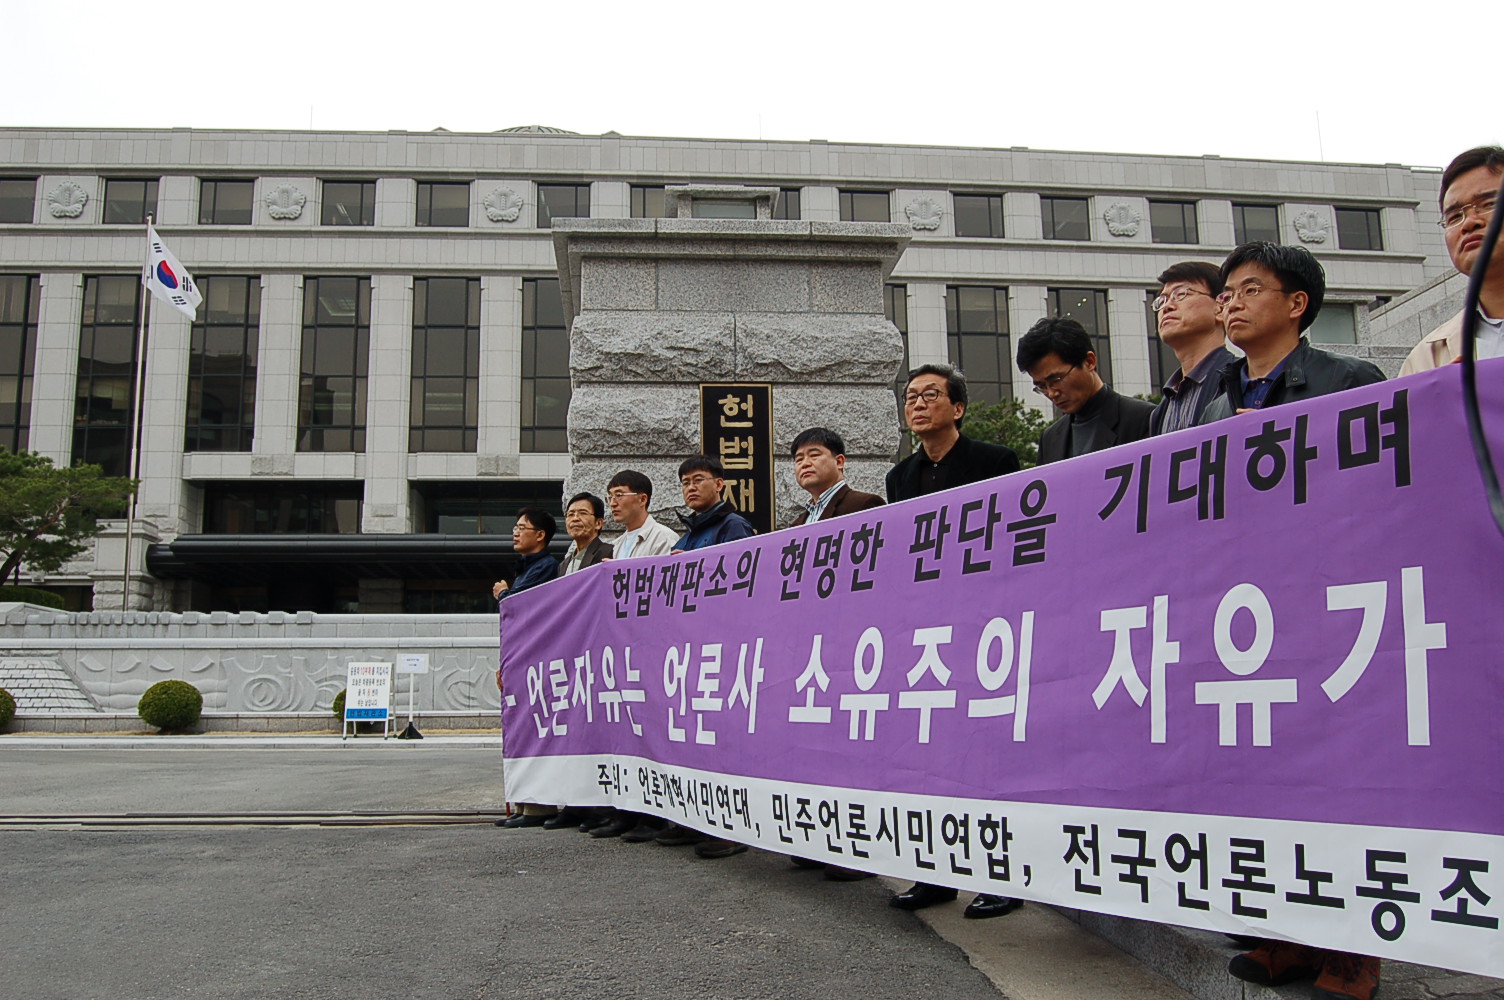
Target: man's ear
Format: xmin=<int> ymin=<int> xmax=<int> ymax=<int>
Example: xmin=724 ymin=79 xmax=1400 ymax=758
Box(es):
xmin=1288 ymin=291 xmax=1309 ymax=326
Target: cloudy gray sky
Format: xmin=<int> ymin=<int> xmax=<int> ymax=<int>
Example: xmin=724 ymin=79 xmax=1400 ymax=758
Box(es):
xmin=5 ymin=0 xmax=1492 ymax=169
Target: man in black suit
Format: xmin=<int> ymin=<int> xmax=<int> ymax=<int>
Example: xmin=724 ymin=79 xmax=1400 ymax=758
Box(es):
xmin=885 ymin=363 xmax=1022 ymax=920
xmin=1015 ymin=317 xmax=1154 ymax=465
xmin=789 ymin=427 xmax=885 ymax=527
xmin=558 ymin=492 xmax=614 ymax=577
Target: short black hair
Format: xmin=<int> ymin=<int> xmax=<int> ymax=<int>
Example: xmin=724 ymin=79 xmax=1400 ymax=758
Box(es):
xmin=905 ymin=363 xmax=968 ymax=411
xmin=1016 ymin=316 xmax=1092 ymax=372
xmin=565 ymin=491 xmax=604 ymax=520
xmin=1440 ymin=145 xmax=1504 ymax=210
xmin=515 ymin=505 xmax=557 ymax=546
xmin=677 ymin=454 xmax=726 ymax=479
xmin=790 ymin=427 xmax=847 ymax=458
xmin=1157 ymin=261 xmax=1225 ymax=298
xmin=606 ymin=469 xmax=653 ymax=502
xmin=1220 ymin=242 xmax=1325 ymax=332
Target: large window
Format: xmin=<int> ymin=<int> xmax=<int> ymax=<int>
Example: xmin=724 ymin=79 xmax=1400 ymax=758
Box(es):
xmin=410 ymin=277 xmax=480 ymax=452
xmin=322 ymin=180 xmax=376 ymax=226
xmin=1047 ymin=288 xmax=1112 ymax=385
xmin=0 ymin=178 xmax=37 ymax=223
xmin=417 ymin=480 xmax=563 ymax=533
xmin=630 ymin=185 xmax=670 ymax=218
xmin=298 ymin=277 xmax=370 ymax=452
xmin=521 ymin=278 xmax=569 ymax=452
xmin=74 ymin=275 xmax=142 ymax=476
xmin=103 ymin=179 xmax=159 ymax=225
xmin=945 ymin=286 xmax=1012 ymax=404
xmin=1233 ymin=203 xmax=1280 ymax=244
xmin=203 ymin=482 xmax=362 ymax=534
xmin=415 ymin=182 xmax=469 ymax=227
xmin=1336 ymin=208 xmax=1384 ymax=251
xmin=537 ymin=184 xmax=590 ymax=227
xmin=0 ymin=275 xmax=40 ymax=452
xmin=199 ymin=179 xmax=255 ymax=225
xmin=186 ymin=276 xmax=259 ymax=452
xmin=1308 ymin=303 xmax=1357 ymax=344
xmin=953 ymin=193 xmax=1005 ymax=238
xmin=773 ymin=188 xmax=801 ymax=220
xmin=1150 ymin=200 xmax=1198 ymax=244
xmin=1041 ymin=197 xmax=1090 ymax=240
xmin=839 ymin=190 xmax=890 ymax=222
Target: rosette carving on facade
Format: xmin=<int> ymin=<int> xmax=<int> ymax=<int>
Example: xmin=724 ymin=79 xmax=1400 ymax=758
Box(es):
xmin=1102 ymin=201 xmax=1141 ymax=237
xmin=263 ymin=184 xmax=307 ymax=220
xmin=903 ymin=196 xmax=944 ymax=231
xmin=46 ymin=181 xmax=89 ymax=218
xmin=483 ymin=186 xmax=523 ymax=223
xmin=1292 ymin=210 xmax=1328 ymax=243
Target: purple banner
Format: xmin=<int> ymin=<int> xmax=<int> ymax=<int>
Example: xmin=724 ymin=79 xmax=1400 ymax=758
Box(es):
xmin=501 ymin=362 xmax=1504 ymax=976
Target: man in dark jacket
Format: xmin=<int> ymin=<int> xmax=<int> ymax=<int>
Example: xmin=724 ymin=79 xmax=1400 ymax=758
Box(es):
xmin=1016 ymin=317 xmax=1155 ymax=464
xmin=494 ymin=505 xmax=561 ymax=828
xmin=789 ymin=426 xmax=885 ymax=527
xmin=1198 ymin=242 xmax=1385 ymax=424
xmin=558 ymin=492 xmax=613 ymax=576
xmin=1149 ymin=261 xmax=1235 ymax=435
xmin=672 ymin=455 xmax=757 ymax=551
xmin=1202 ymin=243 xmax=1385 ymax=1000
xmin=885 ymin=363 xmax=1020 ymax=921
xmin=885 ymin=363 xmax=1019 ymax=503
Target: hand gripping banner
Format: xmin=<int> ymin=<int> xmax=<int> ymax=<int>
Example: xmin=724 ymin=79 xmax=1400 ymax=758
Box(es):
xmin=501 ymin=361 xmax=1504 ymax=977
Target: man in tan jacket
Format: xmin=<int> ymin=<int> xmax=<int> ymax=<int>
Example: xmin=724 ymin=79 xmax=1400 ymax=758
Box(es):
xmin=1401 ymin=145 xmax=1504 ymax=375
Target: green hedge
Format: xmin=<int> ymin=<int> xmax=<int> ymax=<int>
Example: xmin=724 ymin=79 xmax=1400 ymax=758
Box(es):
xmin=0 ymin=586 xmax=66 ymax=609
xmin=138 ymin=680 xmax=203 ymax=732
xmin=0 ymin=688 xmax=15 ymax=730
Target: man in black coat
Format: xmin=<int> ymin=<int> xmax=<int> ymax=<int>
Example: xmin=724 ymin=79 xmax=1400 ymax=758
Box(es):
xmin=885 ymin=363 xmax=1021 ymax=920
xmin=1015 ymin=317 xmax=1155 ymax=465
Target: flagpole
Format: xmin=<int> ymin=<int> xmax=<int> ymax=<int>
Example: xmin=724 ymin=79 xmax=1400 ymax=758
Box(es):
xmin=123 ymin=215 xmax=154 ymax=612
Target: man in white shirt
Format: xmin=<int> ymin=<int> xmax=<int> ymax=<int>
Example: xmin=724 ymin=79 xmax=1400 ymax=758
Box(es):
xmin=1402 ymin=145 xmax=1504 ymax=374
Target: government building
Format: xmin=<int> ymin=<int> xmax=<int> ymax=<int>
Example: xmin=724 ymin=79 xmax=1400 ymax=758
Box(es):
xmin=0 ymin=126 xmax=1456 ymax=613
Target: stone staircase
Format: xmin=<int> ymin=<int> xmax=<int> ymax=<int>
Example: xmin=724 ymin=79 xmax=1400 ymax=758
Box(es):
xmin=0 ymin=657 xmax=101 ymax=713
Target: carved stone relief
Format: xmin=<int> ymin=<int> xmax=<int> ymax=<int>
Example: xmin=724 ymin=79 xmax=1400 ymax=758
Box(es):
xmin=903 ymin=196 xmax=944 ymax=231
xmin=46 ymin=181 xmax=89 ymax=218
xmin=1292 ymin=210 xmax=1328 ymax=243
xmin=1102 ymin=201 xmax=1141 ymax=237
xmin=264 ymin=184 xmax=307 ymax=220
xmin=483 ymin=186 xmax=523 ymax=223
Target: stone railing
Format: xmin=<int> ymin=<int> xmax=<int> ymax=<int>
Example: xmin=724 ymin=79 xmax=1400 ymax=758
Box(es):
xmin=0 ymin=604 xmax=501 ymax=725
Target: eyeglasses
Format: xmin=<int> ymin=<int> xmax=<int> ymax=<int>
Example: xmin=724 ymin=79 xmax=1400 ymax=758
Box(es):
xmin=1030 ymin=365 xmax=1078 ymax=395
xmin=1215 ymin=284 xmax=1288 ymax=307
xmin=680 ymin=475 xmax=717 ymax=489
xmin=902 ymin=387 xmax=948 ymax=406
xmin=1438 ymin=197 xmax=1496 ymax=230
xmin=606 ymin=490 xmax=639 ymax=502
xmin=1152 ymin=288 xmax=1213 ymax=312
xmin=512 ymin=522 xmax=541 ymax=534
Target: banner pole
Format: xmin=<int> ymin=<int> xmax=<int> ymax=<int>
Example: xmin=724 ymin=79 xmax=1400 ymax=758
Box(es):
xmin=122 ymin=215 xmax=154 ymax=612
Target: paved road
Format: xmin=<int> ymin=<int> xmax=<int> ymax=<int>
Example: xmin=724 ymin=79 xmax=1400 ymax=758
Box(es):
xmin=1 ymin=746 xmax=1006 ymax=1000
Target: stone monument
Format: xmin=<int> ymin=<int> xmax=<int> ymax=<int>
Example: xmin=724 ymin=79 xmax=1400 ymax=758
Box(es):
xmin=554 ymin=185 xmax=910 ymax=529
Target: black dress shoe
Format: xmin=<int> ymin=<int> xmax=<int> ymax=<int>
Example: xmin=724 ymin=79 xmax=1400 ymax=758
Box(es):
xmin=502 ymin=813 xmax=548 ymax=828
xmin=621 ymin=821 xmax=665 ymax=843
xmin=590 ymin=816 xmax=635 ymax=839
xmin=889 ymin=882 xmax=958 ymax=910
xmin=654 ymin=823 xmax=707 ymax=847
xmin=694 ymin=838 xmax=748 ymax=859
xmin=580 ymin=813 xmax=612 ymax=833
xmin=963 ymin=893 xmax=1022 ymax=919
xmin=542 ymin=809 xmax=585 ymax=830
xmin=823 ymin=865 xmax=874 ymax=881
xmin=790 ymin=856 xmax=825 ymax=870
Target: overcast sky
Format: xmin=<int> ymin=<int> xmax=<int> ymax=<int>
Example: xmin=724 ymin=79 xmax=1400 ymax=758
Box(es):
xmin=5 ymin=0 xmax=1492 ymax=170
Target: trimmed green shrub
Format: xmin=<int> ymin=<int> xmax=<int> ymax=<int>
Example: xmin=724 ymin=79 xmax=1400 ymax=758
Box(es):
xmin=138 ymin=680 xmax=203 ymax=732
xmin=0 ymin=586 xmax=66 ymax=609
xmin=331 ymin=688 xmax=346 ymax=719
xmin=0 ymin=688 xmax=15 ymax=730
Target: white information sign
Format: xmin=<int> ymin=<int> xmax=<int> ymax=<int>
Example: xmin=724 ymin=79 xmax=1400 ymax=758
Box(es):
xmin=397 ymin=653 xmax=430 ymax=675
xmin=344 ymin=661 xmax=392 ymax=737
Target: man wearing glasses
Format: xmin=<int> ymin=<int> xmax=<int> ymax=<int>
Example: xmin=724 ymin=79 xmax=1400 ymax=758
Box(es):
xmin=1197 ymin=243 xmax=1384 ymax=423
xmin=671 ymin=454 xmax=756 ymax=551
xmin=493 ymin=506 xmax=561 ymax=829
xmin=885 ymin=363 xmax=1019 ymax=504
xmin=1401 ymin=145 xmax=1504 ymax=374
xmin=1016 ymin=317 xmax=1155 ymax=464
xmin=884 ymin=363 xmax=1021 ymax=919
xmin=1149 ymin=262 xmax=1235 ymax=434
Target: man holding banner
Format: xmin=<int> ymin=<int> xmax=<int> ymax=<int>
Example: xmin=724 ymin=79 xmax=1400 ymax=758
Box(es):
xmin=1201 ymin=243 xmax=1387 ymax=1000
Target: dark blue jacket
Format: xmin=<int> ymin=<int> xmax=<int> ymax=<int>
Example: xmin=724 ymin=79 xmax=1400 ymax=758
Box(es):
xmin=673 ymin=501 xmax=757 ymax=551
xmin=499 ymin=551 xmax=559 ymax=601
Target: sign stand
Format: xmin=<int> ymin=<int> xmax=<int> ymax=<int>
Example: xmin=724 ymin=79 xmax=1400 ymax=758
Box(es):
xmin=395 ymin=652 xmax=429 ymax=740
xmin=343 ymin=661 xmax=394 ymax=740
